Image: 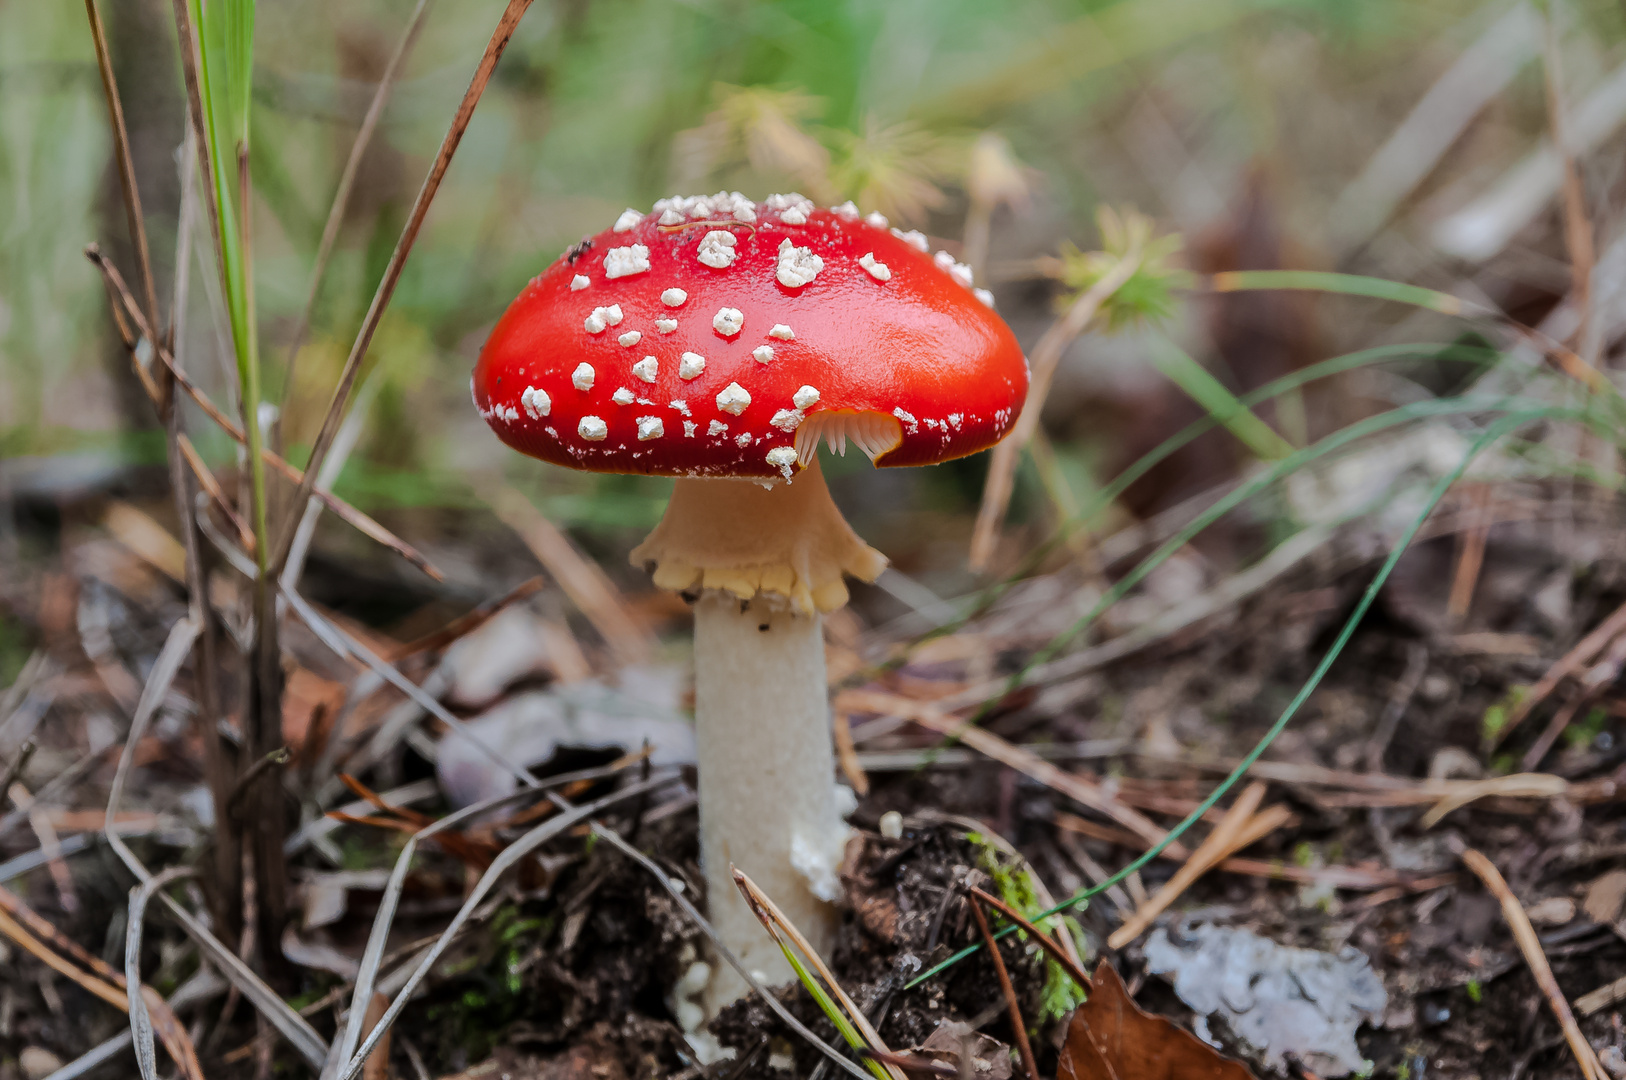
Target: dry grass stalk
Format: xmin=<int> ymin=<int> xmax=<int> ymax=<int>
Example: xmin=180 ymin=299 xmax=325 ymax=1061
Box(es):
xmin=485 ymin=483 xmax=654 ymax=665
xmin=390 ymin=576 xmax=545 ymax=660
xmin=968 ymin=245 xmax=1143 ymax=570
xmin=843 ymin=688 xmax=1185 ymax=855
xmin=0 ymin=904 xmax=203 ymax=1080
xmin=968 ymin=885 xmax=1091 ymax=989
xmin=1492 ymin=598 xmax=1626 ymax=749
xmin=969 ymin=893 xmax=1038 ymax=1080
xmin=733 ymin=868 xmax=908 ymax=1080
xmin=1460 ymin=847 xmax=1605 ymax=1080
xmin=832 ymin=706 xmax=869 ymax=796
xmin=83 ymin=0 xmax=239 ymax=950
xmin=361 ymin=992 xmax=392 ymax=1080
xmin=1107 ymin=784 xmax=1291 ymax=949
xmin=86 ymin=246 xmax=443 ymax=580
xmin=1446 ymin=483 xmax=1492 ymax=621
xmin=271 ymin=0 xmax=538 ymax=575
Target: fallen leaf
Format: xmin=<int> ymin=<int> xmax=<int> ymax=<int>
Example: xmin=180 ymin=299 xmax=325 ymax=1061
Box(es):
xmin=1584 ymin=869 xmax=1626 ymax=925
xmin=910 ymin=1019 xmax=1013 ymax=1080
xmin=1059 ymin=961 xmax=1257 ymax=1080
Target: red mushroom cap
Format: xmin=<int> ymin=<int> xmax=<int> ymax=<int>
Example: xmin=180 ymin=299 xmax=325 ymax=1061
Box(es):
xmin=472 ymin=194 xmax=1028 ymax=479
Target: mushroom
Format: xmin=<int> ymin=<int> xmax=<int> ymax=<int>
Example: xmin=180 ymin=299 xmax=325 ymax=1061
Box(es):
xmin=471 ymin=192 xmax=1027 ymax=1010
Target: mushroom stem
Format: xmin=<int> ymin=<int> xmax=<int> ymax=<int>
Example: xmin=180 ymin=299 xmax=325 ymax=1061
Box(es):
xmin=692 ymin=590 xmax=850 ymax=1012
xmin=631 ymin=459 xmax=884 ymax=1011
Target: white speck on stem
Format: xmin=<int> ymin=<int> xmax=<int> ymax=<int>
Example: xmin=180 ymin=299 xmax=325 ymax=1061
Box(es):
xmin=578 ymin=416 xmax=608 ymax=440
xmin=656 ymin=318 xmax=678 ymax=333
xmin=604 ymin=245 xmax=651 ymax=279
xmin=713 ymin=307 xmax=744 ymax=336
xmin=570 ymin=274 xmax=590 ymax=291
xmin=697 ymin=231 xmax=738 ymax=269
xmin=662 ymin=288 xmax=688 ymax=307
xmin=716 ymin=382 xmax=751 ymax=415
xmin=521 ymin=386 xmax=551 ymax=418
xmin=572 ymin=363 xmax=595 ymax=391
xmin=632 ymin=356 xmax=658 ymax=383
xmin=769 ymin=324 xmax=794 ymax=340
xmin=752 ymin=345 xmax=774 ymax=365
xmin=679 ymin=352 xmax=706 ymax=380
xmin=775 ymin=238 xmax=823 ymax=288
xmin=793 ymin=385 xmax=820 ymax=410
xmin=858 ymin=252 xmax=891 ymax=281
xmin=613 ymin=209 xmax=642 ymax=232
xmin=612 ymin=387 xmax=635 ymax=405
xmin=636 ymin=416 xmax=665 ymax=441
xmin=619 ymin=330 xmax=642 ymax=347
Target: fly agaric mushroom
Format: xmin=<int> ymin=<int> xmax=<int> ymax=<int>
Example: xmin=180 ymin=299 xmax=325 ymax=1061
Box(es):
xmin=472 ymin=191 xmax=1026 ymax=1010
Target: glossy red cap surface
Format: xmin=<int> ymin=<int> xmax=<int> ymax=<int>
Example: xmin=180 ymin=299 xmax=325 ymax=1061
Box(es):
xmin=472 ymin=194 xmax=1028 ymax=479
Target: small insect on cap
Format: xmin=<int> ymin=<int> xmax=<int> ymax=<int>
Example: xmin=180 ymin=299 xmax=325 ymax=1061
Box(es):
xmin=471 ymin=193 xmax=1028 ymax=480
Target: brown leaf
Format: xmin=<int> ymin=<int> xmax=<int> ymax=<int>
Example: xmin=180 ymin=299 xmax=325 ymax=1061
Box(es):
xmin=1059 ymin=962 xmax=1257 ymax=1080
xmin=1584 ymin=868 xmax=1626 ymax=925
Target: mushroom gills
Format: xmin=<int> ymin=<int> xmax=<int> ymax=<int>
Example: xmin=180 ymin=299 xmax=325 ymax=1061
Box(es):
xmin=794 ymin=409 xmax=904 ymax=467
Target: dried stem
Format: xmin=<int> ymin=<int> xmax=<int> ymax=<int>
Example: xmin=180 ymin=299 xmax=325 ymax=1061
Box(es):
xmin=85 ymin=0 xmax=160 ymax=341
xmin=270 ymin=0 xmax=538 ymax=577
xmin=83 ymin=2 xmax=239 ymax=944
xmin=968 ymin=885 xmax=1091 ymax=990
xmin=969 ymin=893 xmax=1038 ymax=1080
xmin=1460 ymin=847 xmax=1604 ymax=1080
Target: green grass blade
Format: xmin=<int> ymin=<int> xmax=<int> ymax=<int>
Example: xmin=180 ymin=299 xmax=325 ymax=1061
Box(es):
xmin=907 ymin=404 xmax=1576 ymax=989
xmin=1211 ymin=269 xmax=1470 ymax=316
xmin=1149 ymin=335 xmax=1295 ymax=459
xmin=773 ymin=939 xmax=890 ymax=1080
xmin=190 ymin=0 xmax=267 ymax=572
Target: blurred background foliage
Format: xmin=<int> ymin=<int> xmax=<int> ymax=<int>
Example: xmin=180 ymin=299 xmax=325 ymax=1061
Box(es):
xmin=3 ymin=0 xmax=1623 ymax=602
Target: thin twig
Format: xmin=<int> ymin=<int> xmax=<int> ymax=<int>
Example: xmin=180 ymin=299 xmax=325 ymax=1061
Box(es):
xmin=1492 ymin=596 xmax=1626 ymax=749
xmin=271 ymin=0 xmax=538 ymax=576
xmin=1460 ymin=847 xmax=1604 ymax=1080
xmin=968 ymin=886 xmax=1091 ymax=990
xmin=84 ymin=0 xmax=160 ymax=338
xmin=969 ymin=893 xmax=1038 ymax=1080
xmin=277 ymin=0 xmax=433 ymax=448
xmin=389 ymin=576 xmax=545 ymax=659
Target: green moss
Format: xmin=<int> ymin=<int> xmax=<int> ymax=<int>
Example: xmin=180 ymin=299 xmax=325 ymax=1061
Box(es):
xmin=968 ymin=833 xmax=1088 ymax=1026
